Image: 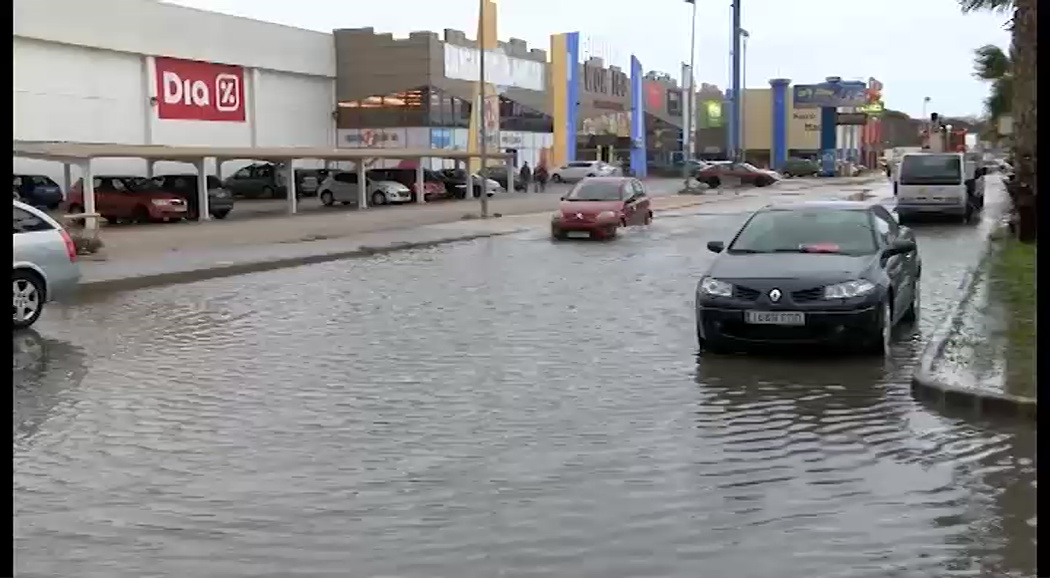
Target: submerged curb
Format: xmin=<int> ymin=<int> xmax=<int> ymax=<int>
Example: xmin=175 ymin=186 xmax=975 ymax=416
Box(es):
xmin=910 ymin=226 xmax=1037 ymax=421
xmin=77 ymin=230 xmax=524 ymax=296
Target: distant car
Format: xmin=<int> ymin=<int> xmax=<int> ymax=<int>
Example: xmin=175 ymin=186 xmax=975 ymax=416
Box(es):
xmin=152 ymin=174 xmax=235 ymax=220
xmin=366 ymin=167 xmax=451 ymax=202
xmin=696 ymin=161 xmax=780 ymax=188
xmin=222 ymin=163 xmax=320 ymax=199
xmin=550 ymin=177 xmax=653 ymax=240
xmin=481 ymin=165 xmax=527 ymax=192
xmin=780 ymin=158 xmax=820 ymax=178
xmin=317 ymin=171 xmax=412 ymax=207
xmin=435 ymin=169 xmax=502 ymax=198
xmin=66 ymin=176 xmax=188 ymax=224
xmin=550 ymin=160 xmax=621 ymax=183
xmin=13 ymin=175 xmax=64 ymax=210
xmin=13 ymin=200 xmax=81 ymax=330
xmin=695 ymin=200 xmax=921 ymax=356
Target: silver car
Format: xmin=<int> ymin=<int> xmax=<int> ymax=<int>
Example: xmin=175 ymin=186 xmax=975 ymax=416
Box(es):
xmin=550 ymin=160 xmax=621 ymax=183
xmin=13 ymin=201 xmax=81 ymax=330
xmin=317 ymin=172 xmax=413 ymax=207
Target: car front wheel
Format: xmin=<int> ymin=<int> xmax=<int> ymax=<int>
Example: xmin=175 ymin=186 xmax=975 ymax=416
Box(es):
xmin=551 ymin=174 xmax=563 ymax=183
xmin=319 ymin=191 xmax=335 ymax=206
xmin=371 ymin=191 xmax=388 ymax=206
xmin=13 ymin=270 xmax=45 ymax=330
xmin=863 ymin=301 xmax=894 ymax=356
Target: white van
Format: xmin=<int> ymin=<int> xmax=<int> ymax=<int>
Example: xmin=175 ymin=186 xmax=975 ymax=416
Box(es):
xmin=893 ymin=152 xmax=985 ymax=222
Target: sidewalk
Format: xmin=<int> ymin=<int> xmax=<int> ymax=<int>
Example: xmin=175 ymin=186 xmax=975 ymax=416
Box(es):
xmin=76 ymin=191 xmax=741 ymax=294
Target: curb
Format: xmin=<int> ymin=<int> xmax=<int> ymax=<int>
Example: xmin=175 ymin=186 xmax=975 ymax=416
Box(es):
xmin=77 ymin=230 xmax=524 ymax=296
xmin=910 ymin=226 xmax=1037 ymax=421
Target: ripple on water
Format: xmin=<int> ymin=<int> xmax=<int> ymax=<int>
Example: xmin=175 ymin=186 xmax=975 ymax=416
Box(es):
xmin=16 ymin=211 xmax=1036 ymax=577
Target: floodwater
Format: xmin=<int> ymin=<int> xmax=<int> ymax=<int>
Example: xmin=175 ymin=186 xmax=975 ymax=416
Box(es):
xmin=15 ymin=189 xmax=1035 ymax=576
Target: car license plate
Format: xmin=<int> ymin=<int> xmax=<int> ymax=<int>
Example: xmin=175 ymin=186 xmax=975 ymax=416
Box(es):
xmin=567 ymin=231 xmax=590 ymax=239
xmin=170 ymin=205 xmax=186 ymax=212
xmin=745 ymin=311 xmax=805 ymax=325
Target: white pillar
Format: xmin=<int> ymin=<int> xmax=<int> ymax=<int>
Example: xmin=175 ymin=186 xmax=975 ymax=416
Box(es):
xmin=506 ymin=157 xmax=515 ymax=192
xmin=61 ymin=163 xmax=72 ymax=193
xmin=465 ymin=172 xmax=474 ymax=200
xmin=145 ymin=159 xmax=156 ymax=178
xmin=81 ymin=160 xmax=97 ymax=231
xmin=216 ymin=159 xmax=225 ymax=182
xmin=356 ymin=161 xmax=368 ymax=209
xmin=415 ymin=162 xmax=425 ymax=204
xmin=286 ymin=161 xmax=298 ymax=214
xmin=195 ymin=158 xmax=210 ymax=222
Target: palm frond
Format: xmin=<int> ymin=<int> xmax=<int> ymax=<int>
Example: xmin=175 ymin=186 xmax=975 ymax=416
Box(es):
xmin=973 ymin=44 xmax=1012 ymax=80
xmin=958 ymin=0 xmax=1013 ymax=13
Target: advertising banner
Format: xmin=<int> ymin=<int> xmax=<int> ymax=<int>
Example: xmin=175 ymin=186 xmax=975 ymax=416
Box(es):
xmin=792 ymin=81 xmax=866 ymax=109
xmin=629 ymin=55 xmax=647 ymax=177
xmin=699 ymin=100 xmax=722 ymax=129
xmin=681 ymin=63 xmax=694 ymax=157
xmin=154 ymin=56 xmax=245 ymax=122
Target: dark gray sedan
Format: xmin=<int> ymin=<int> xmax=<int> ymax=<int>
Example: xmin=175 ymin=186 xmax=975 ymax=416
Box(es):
xmin=695 ymin=201 xmax=921 ymax=356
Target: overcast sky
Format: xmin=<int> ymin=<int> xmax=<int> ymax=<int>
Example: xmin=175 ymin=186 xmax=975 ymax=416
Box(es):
xmin=168 ymin=0 xmax=1010 ymax=119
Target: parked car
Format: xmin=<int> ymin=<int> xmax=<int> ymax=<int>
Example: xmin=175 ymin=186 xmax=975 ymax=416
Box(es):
xmin=13 ymin=200 xmax=81 ymax=329
xmin=317 ymin=171 xmax=412 ymax=207
xmin=366 ymin=167 xmax=450 ymax=202
xmin=695 ymin=200 xmax=921 ymax=356
xmin=67 ymin=176 xmax=188 ymax=223
xmin=696 ymin=162 xmax=780 ymax=188
xmin=222 ymin=163 xmax=321 ymax=199
xmin=780 ymin=158 xmax=820 ymax=178
xmin=13 ymin=175 xmax=64 ymax=210
xmin=152 ymin=174 xmax=235 ymax=220
xmin=481 ymin=165 xmax=527 ymax=191
xmin=550 ymin=160 xmax=621 ymax=183
xmin=435 ymin=169 xmax=502 ymax=198
xmin=550 ymin=177 xmax=653 ymax=240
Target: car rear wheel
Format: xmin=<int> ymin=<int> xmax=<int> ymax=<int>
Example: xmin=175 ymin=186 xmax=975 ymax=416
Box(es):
xmin=644 ymin=211 xmax=653 ymax=225
xmin=13 ymin=270 xmax=45 ymax=330
xmin=755 ymin=177 xmax=772 ymax=187
xmin=706 ymin=177 xmax=721 ymax=188
xmin=261 ymin=186 xmax=275 ymax=199
xmin=551 ymin=174 xmax=563 ymax=183
xmin=371 ymin=191 xmax=388 ymax=206
xmin=319 ymin=191 xmax=335 ymax=206
xmin=133 ymin=205 xmax=151 ymax=223
xmin=211 ymin=210 xmax=230 ymax=220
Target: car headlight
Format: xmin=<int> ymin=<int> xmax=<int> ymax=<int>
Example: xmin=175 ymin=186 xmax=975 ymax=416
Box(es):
xmin=699 ymin=277 xmax=734 ymax=298
xmin=824 ymin=279 xmax=876 ymax=299
xmin=551 ymin=211 xmax=563 ymax=221
xmin=597 ymin=210 xmax=617 ymax=220
xmin=213 ymin=190 xmax=230 ymax=198
xmin=151 ymin=199 xmax=174 ymax=206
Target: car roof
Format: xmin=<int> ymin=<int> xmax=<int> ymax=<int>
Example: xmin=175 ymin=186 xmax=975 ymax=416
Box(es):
xmin=577 ymin=176 xmax=631 ymax=183
xmin=760 ymin=200 xmax=877 ymax=212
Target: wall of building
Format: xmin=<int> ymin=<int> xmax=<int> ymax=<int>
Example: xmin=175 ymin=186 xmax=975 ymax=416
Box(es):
xmin=335 ymin=127 xmax=552 ymax=170
xmin=14 ymin=0 xmax=336 ymax=182
xmin=741 ymin=89 xmax=772 ymax=151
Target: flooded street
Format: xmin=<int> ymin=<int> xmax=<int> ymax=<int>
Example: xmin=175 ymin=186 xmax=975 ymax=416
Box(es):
xmin=15 ymin=191 xmax=1036 ymax=576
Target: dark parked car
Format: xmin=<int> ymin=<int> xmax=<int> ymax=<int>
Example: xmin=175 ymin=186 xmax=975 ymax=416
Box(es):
xmin=13 ymin=175 xmax=64 ymax=210
xmin=435 ymin=169 xmax=501 ymax=198
xmin=366 ymin=167 xmax=450 ymax=202
xmin=696 ymin=162 xmax=780 ymax=188
xmin=780 ymin=158 xmax=820 ymax=178
xmin=695 ymin=200 xmax=921 ymax=356
xmin=482 ymin=164 xmax=527 ymax=191
xmin=223 ymin=163 xmax=321 ymax=199
xmin=152 ymin=174 xmax=235 ymax=220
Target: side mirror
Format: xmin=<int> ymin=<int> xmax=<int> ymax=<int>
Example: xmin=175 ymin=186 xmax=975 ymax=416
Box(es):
xmin=883 ymin=239 xmax=916 ymax=257
xmin=707 ymin=241 xmax=725 ymax=253
xmin=559 ymin=195 xmax=566 ymax=201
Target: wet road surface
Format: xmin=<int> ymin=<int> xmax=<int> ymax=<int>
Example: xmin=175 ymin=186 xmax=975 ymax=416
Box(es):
xmin=16 ymin=187 xmax=1036 ymax=576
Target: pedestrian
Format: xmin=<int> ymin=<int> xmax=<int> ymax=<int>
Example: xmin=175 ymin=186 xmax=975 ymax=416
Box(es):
xmin=518 ymin=162 xmax=532 ymax=193
xmin=534 ymin=164 xmax=548 ymax=192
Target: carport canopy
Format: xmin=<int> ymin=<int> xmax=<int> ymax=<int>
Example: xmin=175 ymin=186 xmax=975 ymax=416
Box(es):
xmin=13 ymin=140 xmax=516 ymax=227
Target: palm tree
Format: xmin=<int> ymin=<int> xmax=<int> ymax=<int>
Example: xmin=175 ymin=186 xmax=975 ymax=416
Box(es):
xmin=972 ymin=44 xmax=1012 ymax=127
xmin=960 ymin=0 xmax=1037 ymax=242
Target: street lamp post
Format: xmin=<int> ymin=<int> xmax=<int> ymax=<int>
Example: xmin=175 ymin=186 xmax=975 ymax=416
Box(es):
xmin=477 ymin=0 xmax=489 ymax=218
xmin=730 ymin=0 xmax=742 ymax=161
xmin=739 ymin=28 xmax=749 ymax=164
xmin=682 ymin=0 xmax=698 ymax=190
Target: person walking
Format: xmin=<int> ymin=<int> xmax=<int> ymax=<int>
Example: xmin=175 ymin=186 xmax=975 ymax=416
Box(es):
xmin=534 ymin=164 xmax=548 ymax=192
xmin=518 ymin=162 xmax=532 ymax=193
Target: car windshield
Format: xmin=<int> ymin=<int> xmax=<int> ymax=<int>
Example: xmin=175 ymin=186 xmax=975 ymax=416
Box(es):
xmin=564 ymin=180 xmax=624 ymax=201
xmin=728 ymin=209 xmax=878 ymax=255
xmin=109 ymin=177 xmax=154 ymax=192
xmin=899 ymin=154 xmax=962 ymax=185
xmin=739 ymin=163 xmax=762 ymax=172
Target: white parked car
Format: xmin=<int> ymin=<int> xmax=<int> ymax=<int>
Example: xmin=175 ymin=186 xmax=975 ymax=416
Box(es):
xmin=550 ymin=160 xmax=621 ymax=183
xmin=317 ymin=172 xmax=413 ymax=207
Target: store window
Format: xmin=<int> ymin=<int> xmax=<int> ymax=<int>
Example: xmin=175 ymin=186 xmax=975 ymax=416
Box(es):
xmin=337 ymin=87 xmax=428 ymax=127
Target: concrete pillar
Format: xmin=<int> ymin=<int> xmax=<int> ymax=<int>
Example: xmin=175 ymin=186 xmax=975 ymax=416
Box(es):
xmin=357 ymin=161 xmax=368 ymax=209
xmin=465 ymin=171 xmax=474 ymax=200
xmin=769 ymin=78 xmax=790 ymax=171
xmin=195 ymin=158 xmax=210 ymax=222
xmin=145 ymin=160 xmax=156 ymax=178
xmin=216 ymin=159 xmax=225 ymax=182
xmin=61 ymin=163 xmax=72 ymax=194
xmin=505 ymin=157 xmax=515 ymax=192
xmin=80 ymin=160 xmax=97 ymax=231
xmin=286 ymin=161 xmax=298 ymax=214
xmin=415 ymin=163 xmax=425 ymax=204
xmin=819 ymin=106 xmax=838 ymax=176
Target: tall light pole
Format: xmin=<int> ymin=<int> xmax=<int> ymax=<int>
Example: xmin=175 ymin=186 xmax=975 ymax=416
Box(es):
xmin=477 ymin=0 xmax=489 ymax=218
xmin=730 ymin=0 xmax=742 ymax=161
xmin=682 ymin=0 xmax=697 ymax=190
xmin=739 ymin=28 xmax=749 ymax=164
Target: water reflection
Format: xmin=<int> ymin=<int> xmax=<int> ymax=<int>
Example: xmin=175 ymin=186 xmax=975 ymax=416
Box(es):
xmin=14 ymin=330 xmax=89 ymax=443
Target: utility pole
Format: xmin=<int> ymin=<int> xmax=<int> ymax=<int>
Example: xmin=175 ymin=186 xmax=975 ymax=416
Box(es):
xmin=477 ymin=0 xmax=490 ymax=218
xmin=739 ymin=28 xmax=749 ymax=163
xmin=682 ymin=0 xmax=697 ymax=190
xmin=730 ymin=0 xmax=742 ymax=161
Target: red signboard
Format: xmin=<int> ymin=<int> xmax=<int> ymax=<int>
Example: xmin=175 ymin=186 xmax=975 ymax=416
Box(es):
xmin=645 ymin=81 xmax=662 ymax=111
xmin=154 ymin=57 xmax=246 ymax=122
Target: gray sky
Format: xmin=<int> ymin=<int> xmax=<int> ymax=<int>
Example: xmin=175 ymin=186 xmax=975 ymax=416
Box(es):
xmin=168 ymin=0 xmax=1010 ymax=118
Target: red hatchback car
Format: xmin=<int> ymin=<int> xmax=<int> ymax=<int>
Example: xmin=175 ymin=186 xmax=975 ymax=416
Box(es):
xmin=67 ymin=176 xmax=188 ymax=224
xmin=551 ymin=177 xmax=653 ymax=240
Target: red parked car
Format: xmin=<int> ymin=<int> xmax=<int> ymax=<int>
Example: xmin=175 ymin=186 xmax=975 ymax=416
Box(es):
xmin=67 ymin=176 xmax=188 ymax=224
xmin=550 ymin=177 xmax=653 ymax=240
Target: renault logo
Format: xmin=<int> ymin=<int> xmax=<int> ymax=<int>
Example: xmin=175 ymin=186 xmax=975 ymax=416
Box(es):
xmin=769 ymin=288 xmax=782 ymax=302
xmin=575 ymin=213 xmax=584 ymax=219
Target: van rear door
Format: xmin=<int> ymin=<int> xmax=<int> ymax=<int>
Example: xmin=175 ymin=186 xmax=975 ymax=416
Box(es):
xmin=896 ymin=154 xmax=966 ymax=206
